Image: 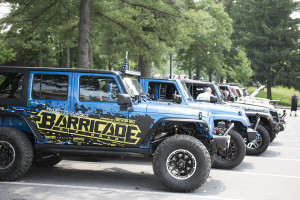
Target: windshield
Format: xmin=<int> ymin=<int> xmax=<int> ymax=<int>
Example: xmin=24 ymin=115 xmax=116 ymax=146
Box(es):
xmin=123 ymin=77 xmax=146 ymax=98
xmin=214 ymin=85 xmax=225 ymax=101
xmin=179 ymin=81 xmax=193 ymax=100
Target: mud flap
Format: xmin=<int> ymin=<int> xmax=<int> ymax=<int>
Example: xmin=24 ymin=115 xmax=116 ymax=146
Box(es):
xmin=212 ymin=135 xmax=227 ymax=149
xmin=246 ymin=128 xmax=257 ymax=142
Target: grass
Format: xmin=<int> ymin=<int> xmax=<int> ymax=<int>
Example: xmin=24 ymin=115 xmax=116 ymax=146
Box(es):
xmin=246 ymin=86 xmax=299 ymax=107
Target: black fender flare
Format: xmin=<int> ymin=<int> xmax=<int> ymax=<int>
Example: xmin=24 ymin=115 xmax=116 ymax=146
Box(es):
xmin=140 ymin=117 xmax=209 ymax=146
xmin=0 ymin=111 xmax=43 ymax=142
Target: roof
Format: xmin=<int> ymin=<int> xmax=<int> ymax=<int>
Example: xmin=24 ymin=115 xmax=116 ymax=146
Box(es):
xmin=0 ymin=66 xmax=117 ymax=75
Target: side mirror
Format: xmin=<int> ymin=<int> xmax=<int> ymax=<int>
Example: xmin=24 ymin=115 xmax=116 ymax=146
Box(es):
xmin=210 ymin=96 xmax=218 ymax=103
xmin=117 ymin=94 xmax=131 ymax=105
xmin=173 ymin=94 xmax=182 ymax=104
xmin=229 ymin=97 xmax=235 ymax=102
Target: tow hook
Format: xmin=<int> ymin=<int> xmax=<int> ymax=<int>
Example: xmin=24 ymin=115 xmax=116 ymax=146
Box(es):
xmin=224 ymin=123 xmax=234 ymax=136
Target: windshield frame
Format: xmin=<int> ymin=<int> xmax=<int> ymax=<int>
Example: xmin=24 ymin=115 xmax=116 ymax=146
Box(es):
xmin=178 ymin=80 xmax=193 ymax=100
xmin=123 ymin=77 xmax=146 ymax=98
xmin=213 ymin=84 xmax=225 ymax=102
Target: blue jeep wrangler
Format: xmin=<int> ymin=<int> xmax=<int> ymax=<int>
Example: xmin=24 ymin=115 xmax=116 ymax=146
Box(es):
xmin=184 ymin=80 xmax=279 ymax=155
xmin=0 ymin=67 xmax=228 ymax=192
xmin=139 ymin=78 xmax=263 ymax=169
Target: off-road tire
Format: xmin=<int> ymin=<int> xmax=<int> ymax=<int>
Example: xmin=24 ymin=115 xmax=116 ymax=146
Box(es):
xmin=153 ymin=135 xmax=210 ymax=192
xmin=33 ymin=153 xmax=63 ymax=167
xmin=212 ymin=130 xmax=246 ymax=169
xmin=0 ymin=127 xmax=33 ymax=181
xmin=246 ymin=125 xmax=270 ymax=155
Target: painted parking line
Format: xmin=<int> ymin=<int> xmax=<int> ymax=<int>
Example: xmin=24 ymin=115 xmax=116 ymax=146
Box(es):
xmin=272 ymin=139 xmax=300 ymax=142
xmin=245 ymin=157 xmax=300 ymax=162
xmin=212 ymin=170 xmax=300 ymax=179
xmin=267 ymin=146 xmax=300 ymax=150
xmin=0 ymin=182 xmax=241 ymax=200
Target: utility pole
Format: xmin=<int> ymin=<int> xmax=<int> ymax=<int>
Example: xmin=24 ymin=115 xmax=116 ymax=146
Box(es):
xmin=170 ymin=54 xmax=172 ymax=78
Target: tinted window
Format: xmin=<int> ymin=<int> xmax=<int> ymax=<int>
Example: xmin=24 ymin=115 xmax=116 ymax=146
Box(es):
xmin=0 ymin=72 xmax=23 ymax=99
xmin=32 ymin=74 xmax=68 ymax=100
xmin=79 ymin=76 xmax=119 ymax=102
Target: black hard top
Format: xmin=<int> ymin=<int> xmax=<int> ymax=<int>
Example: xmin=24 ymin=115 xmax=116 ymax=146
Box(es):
xmin=183 ymin=79 xmax=213 ymax=85
xmin=0 ymin=66 xmax=117 ymax=75
xmin=140 ymin=77 xmax=177 ymax=81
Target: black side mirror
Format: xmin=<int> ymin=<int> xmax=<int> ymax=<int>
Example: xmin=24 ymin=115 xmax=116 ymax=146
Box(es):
xmin=173 ymin=94 xmax=182 ymax=104
xmin=210 ymin=96 xmax=218 ymax=103
xmin=117 ymin=94 xmax=131 ymax=105
xmin=229 ymin=96 xmax=235 ymax=102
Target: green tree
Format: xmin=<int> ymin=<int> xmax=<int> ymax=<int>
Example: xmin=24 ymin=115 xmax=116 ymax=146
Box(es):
xmin=176 ymin=0 xmax=233 ymax=81
xmin=225 ymin=0 xmax=300 ymax=99
xmin=226 ymin=46 xmax=253 ymax=85
xmin=0 ymin=42 xmax=15 ymax=64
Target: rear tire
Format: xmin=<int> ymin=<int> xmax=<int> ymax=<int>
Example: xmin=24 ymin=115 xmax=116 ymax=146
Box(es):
xmin=153 ymin=135 xmax=210 ymax=192
xmin=246 ymin=125 xmax=270 ymax=155
xmin=0 ymin=127 xmax=33 ymax=181
xmin=212 ymin=130 xmax=246 ymax=169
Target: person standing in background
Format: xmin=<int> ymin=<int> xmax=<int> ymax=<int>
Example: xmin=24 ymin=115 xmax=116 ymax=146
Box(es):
xmin=289 ymin=92 xmax=299 ymax=116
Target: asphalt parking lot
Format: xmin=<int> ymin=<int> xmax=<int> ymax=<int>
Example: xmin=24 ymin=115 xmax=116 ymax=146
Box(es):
xmin=1 ymin=109 xmax=299 ymax=200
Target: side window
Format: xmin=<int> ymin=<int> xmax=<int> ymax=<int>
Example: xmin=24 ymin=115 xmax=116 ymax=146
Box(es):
xmin=32 ymin=74 xmax=68 ymax=100
xmin=148 ymin=82 xmax=157 ymax=100
xmin=79 ymin=76 xmax=120 ymax=102
xmin=148 ymin=82 xmax=178 ymax=101
xmin=0 ymin=72 xmax=23 ymax=99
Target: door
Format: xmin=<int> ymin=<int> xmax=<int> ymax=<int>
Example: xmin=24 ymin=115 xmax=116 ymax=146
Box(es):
xmin=28 ymin=71 xmax=72 ymax=144
xmin=70 ymin=73 xmax=133 ymax=147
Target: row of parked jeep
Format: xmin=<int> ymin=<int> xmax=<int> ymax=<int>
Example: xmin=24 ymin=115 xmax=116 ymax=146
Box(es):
xmin=0 ymin=67 xmax=286 ymax=192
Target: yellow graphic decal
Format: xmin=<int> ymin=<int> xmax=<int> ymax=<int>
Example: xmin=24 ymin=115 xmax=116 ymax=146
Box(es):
xmin=36 ymin=111 xmax=141 ymax=145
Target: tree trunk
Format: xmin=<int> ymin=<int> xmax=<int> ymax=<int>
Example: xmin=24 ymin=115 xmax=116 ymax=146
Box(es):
xmin=220 ymin=76 xmax=224 ymax=83
xmin=77 ymin=0 xmax=91 ymax=69
xmin=209 ymin=71 xmax=212 ymax=82
xmin=38 ymin=47 xmax=43 ymax=67
xmin=88 ymin=46 xmax=93 ymax=69
xmin=108 ymin=61 xmax=111 ymax=70
xmin=66 ymin=47 xmax=70 ymax=68
xmin=267 ymin=81 xmax=272 ymax=100
xmin=189 ymin=68 xmax=192 ymax=79
xmin=195 ymin=68 xmax=200 ymax=80
xmin=215 ymin=72 xmax=220 ymax=83
xmin=139 ymin=55 xmax=152 ymax=77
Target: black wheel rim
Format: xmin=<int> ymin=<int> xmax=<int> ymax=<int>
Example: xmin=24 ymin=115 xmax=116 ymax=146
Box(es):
xmin=166 ymin=149 xmax=197 ymax=180
xmin=216 ymin=138 xmax=237 ymax=161
xmin=247 ymin=133 xmax=262 ymax=149
xmin=0 ymin=141 xmax=16 ymax=169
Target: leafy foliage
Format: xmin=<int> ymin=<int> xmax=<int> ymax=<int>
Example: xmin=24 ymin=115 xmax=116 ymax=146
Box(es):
xmin=225 ymin=0 xmax=300 ymax=98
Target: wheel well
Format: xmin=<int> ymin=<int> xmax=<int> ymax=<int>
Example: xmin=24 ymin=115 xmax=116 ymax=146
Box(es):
xmin=0 ymin=126 xmax=35 ymax=145
xmin=214 ymin=120 xmax=247 ymax=138
xmin=150 ymin=121 xmax=209 ymax=151
xmin=259 ymin=117 xmax=272 ymax=133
